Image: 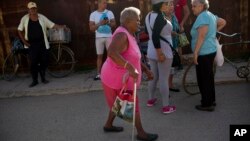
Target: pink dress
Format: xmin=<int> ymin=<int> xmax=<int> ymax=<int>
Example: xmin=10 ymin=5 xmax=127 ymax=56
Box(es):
xmin=101 ymin=26 xmax=142 ymax=90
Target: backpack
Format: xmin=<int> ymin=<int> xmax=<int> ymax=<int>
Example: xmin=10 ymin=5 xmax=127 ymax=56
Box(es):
xmin=11 ymin=37 xmax=24 ymax=53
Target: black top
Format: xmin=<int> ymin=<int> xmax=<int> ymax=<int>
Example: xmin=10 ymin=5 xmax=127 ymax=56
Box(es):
xmin=152 ymin=13 xmax=166 ymax=49
xmin=28 ymin=19 xmax=44 ymax=43
xmin=146 ymin=13 xmax=167 ymax=49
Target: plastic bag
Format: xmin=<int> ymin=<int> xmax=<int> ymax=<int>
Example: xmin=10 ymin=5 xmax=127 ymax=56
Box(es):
xmin=214 ymin=39 xmax=224 ymax=66
xmin=111 ymin=89 xmax=134 ymax=123
xmin=178 ymin=33 xmax=189 ymax=47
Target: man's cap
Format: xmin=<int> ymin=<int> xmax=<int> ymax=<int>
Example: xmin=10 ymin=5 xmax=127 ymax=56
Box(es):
xmin=27 ymin=2 xmax=37 ymax=9
xmin=151 ymin=0 xmax=172 ymax=4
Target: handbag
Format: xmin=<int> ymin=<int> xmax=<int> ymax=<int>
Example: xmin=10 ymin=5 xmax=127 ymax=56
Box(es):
xmin=160 ymin=36 xmax=181 ymax=67
xmin=214 ymin=39 xmax=224 ymax=66
xmin=178 ymin=33 xmax=189 ymax=47
xmin=171 ymin=47 xmax=181 ymax=67
xmin=111 ymin=76 xmax=135 ymax=123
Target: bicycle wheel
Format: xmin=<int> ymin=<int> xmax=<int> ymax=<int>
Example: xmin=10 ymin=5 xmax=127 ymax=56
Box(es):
xmin=47 ymin=45 xmax=75 ymax=78
xmin=2 ymin=53 xmax=19 ymax=81
xmin=236 ymin=66 xmax=249 ymax=78
xmin=182 ymin=63 xmax=200 ymax=95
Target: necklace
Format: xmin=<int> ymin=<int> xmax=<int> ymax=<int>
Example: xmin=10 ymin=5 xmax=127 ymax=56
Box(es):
xmin=162 ymin=12 xmax=171 ymax=21
xmin=165 ymin=16 xmax=172 ymax=21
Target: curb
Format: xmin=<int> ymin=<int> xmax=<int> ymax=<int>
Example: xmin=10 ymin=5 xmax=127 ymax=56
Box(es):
xmin=0 ymin=79 xmax=247 ymax=99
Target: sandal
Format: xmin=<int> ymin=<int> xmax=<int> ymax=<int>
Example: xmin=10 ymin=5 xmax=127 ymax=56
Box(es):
xmin=136 ymin=133 xmax=158 ymax=141
xmin=103 ymin=126 xmax=124 ymax=132
xmin=169 ymin=87 xmax=180 ymax=92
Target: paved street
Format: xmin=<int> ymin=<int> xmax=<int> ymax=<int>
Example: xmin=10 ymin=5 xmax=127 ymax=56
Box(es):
xmin=0 ymin=83 xmax=249 ymax=141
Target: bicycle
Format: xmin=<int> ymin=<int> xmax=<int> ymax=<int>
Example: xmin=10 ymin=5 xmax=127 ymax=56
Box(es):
xmin=182 ymin=32 xmax=250 ymax=95
xmin=47 ymin=27 xmax=75 ymax=78
xmin=2 ymin=37 xmax=30 ymax=81
xmin=2 ymin=33 xmax=76 ymax=80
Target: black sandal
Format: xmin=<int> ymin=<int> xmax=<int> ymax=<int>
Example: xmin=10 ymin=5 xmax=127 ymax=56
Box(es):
xmin=136 ymin=133 xmax=158 ymax=141
xmin=103 ymin=126 xmax=124 ymax=132
xmin=169 ymin=88 xmax=180 ymax=92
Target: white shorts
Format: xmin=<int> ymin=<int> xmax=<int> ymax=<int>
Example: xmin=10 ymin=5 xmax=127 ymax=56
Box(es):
xmin=95 ymin=37 xmax=111 ymax=55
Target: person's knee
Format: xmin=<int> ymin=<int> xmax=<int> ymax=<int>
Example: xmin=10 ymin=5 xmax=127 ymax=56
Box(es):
xmin=97 ymin=54 xmax=103 ymax=60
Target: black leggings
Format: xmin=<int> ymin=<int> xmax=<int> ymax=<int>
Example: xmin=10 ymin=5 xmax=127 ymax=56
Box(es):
xmin=196 ymin=52 xmax=216 ymax=106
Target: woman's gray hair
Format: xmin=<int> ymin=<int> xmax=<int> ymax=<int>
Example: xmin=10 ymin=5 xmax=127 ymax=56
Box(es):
xmin=120 ymin=7 xmax=141 ymax=25
xmin=192 ymin=0 xmax=209 ymax=10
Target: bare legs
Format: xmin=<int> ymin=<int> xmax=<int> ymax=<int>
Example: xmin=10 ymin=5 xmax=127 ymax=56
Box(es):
xmin=97 ymin=54 xmax=103 ymax=74
xmin=104 ymin=111 xmax=116 ymax=128
xmin=178 ymin=48 xmax=184 ymax=64
xmin=104 ymin=111 xmax=148 ymax=138
xmin=102 ymin=83 xmax=158 ymax=140
xmin=134 ymin=113 xmax=148 ymax=137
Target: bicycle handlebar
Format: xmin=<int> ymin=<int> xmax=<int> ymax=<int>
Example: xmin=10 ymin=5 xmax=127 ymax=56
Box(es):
xmin=217 ymin=31 xmax=241 ymax=37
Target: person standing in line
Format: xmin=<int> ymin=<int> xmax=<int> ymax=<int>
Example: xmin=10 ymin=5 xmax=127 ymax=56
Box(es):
xmin=168 ymin=0 xmax=191 ymax=92
xmin=190 ymin=0 xmax=226 ymax=111
xmin=101 ymin=7 xmax=158 ymax=141
xmin=17 ymin=2 xmax=66 ymax=87
xmin=145 ymin=0 xmax=176 ymax=114
xmin=174 ymin=0 xmax=190 ymax=33
xmin=174 ymin=0 xmax=190 ymax=68
xmin=89 ymin=0 xmax=116 ymax=80
xmin=165 ymin=1 xmax=181 ymax=92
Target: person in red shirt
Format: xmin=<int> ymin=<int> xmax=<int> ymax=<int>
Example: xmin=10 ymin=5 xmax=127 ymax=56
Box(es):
xmin=174 ymin=0 xmax=190 ymax=32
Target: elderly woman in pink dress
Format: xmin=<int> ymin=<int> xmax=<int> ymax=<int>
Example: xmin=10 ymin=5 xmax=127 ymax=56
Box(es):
xmin=101 ymin=7 xmax=158 ymax=141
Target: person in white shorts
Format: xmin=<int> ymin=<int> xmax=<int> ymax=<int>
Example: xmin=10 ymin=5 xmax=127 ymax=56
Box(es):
xmin=89 ymin=0 xmax=116 ymax=80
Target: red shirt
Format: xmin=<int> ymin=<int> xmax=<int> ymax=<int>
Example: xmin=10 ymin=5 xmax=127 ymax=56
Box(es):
xmin=174 ymin=0 xmax=187 ymax=24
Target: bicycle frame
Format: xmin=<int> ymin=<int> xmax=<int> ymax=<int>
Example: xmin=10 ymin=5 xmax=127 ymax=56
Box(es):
xmin=47 ymin=42 xmax=75 ymax=78
xmin=224 ymin=57 xmax=238 ymax=69
xmin=217 ymin=31 xmax=250 ymax=46
xmin=2 ymin=49 xmax=29 ymax=81
xmin=217 ymin=31 xmax=250 ymax=77
xmin=54 ymin=43 xmax=63 ymax=62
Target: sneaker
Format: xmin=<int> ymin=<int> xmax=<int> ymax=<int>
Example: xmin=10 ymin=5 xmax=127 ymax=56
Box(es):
xmin=147 ymin=98 xmax=157 ymax=107
xmin=93 ymin=74 xmax=101 ymax=80
xmin=162 ymin=105 xmax=176 ymax=114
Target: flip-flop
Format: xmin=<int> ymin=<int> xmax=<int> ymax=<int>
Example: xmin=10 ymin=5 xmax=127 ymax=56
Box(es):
xmin=103 ymin=126 xmax=124 ymax=132
xmin=169 ymin=88 xmax=180 ymax=92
